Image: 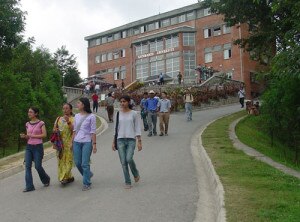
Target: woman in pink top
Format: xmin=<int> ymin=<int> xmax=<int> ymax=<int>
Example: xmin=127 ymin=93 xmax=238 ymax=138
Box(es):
xmin=20 ymin=107 xmax=50 ymax=192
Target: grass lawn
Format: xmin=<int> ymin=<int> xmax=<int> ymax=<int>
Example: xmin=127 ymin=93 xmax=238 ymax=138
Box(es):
xmin=236 ymin=115 xmax=300 ymax=171
xmin=202 ymin=111 xmax=300 ymax=222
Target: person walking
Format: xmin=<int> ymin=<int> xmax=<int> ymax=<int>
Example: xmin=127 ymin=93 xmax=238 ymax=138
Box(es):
xmin=20 ymin=107 xmax=50 ymax=192
xmin=238 ymin=86 xmax=245 ymax=108
xmin=177 ymin=72 xmax=182 ymax=85
xmin=145 ymin=90 xmax=159 ymax=137
xmin=72 ymin=98 xmax=97 ymax=191
xmin=53 ymin=103 xmax=75 ymax=185
xmin=92 ymin=92 xmax=99 ymax=113
xmin=105 ymin=93 xmax=115 ymax=122
xmin=184 ymin=89 xmax=194 ymax=121
xmin=157 ymin=92 xmax=171 ymax=136
xmin=140 ymin=92 xmax=149 ymax=131
xmin=112 ymin=95 xmax=142 ymax=189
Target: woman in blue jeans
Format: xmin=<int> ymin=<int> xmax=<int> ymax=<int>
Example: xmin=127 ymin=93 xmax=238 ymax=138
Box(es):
xmin=72 ymin=98 xmax=97 ymax=191
xmin=20 ymin=107 xmax=50 ymax=192
xmin=112 ymin=95 xmax=142 ymax=189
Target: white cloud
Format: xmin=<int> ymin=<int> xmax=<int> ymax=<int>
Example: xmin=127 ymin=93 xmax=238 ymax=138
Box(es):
xmin=21 ymin=0 xmax=198 ymax=78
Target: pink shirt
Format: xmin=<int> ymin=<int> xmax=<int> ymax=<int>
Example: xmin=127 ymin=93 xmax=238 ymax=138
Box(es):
xmin=26 ymin=121 xmax=45 ymax=145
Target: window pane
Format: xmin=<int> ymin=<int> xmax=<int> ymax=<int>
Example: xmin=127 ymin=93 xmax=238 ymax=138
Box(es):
xmin=187 ymin=11 xmax=195 ymax=20
xmin=205 ymin=53 xmax=212 ymax=63
xmin=102 ymin=37 xmax=107 ymax=44
xmin=161 ymin=19 xmax=170 ymax=27
xmin=223 ymin=25 xmax=231 ymax=34
xmin=178 ymin=14 xmax=186 ymax=23
xmin=171 ymin=17 xmax=178 ymax=25
xmin=107 ymin=52 xmax=113 ymax=61
xmin=101 ymin=54 xmax=107 ymax=62
xmin=95 ymin=55 xmax=101 ymax=64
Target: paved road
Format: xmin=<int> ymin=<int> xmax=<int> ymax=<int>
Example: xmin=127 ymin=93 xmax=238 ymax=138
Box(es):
xmin=0 ymin=104 xmax=240 ymax=222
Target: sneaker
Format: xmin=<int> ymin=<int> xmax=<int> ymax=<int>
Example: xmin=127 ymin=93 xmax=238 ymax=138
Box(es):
xmin=124 ymin=184 xmax=132 ymax=189
xmin=159 ymin=133 xmax=164 ymax=136
xmin=82 ymin=185 xmax=91 ymax=191
xmin=153 ymin=132 xmax=157 ymax=136
xmin=23 ymin=187 xmax=35 ymax=192
xmin=147 ymin=133 xmax=152 ymax=137
xmin=44 ymin=178 xmax=50 ymax=187
xmin=134 ymin=176 xmax=140 ymax=183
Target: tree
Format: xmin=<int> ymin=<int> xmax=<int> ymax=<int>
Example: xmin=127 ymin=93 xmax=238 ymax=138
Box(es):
xmin=0 ymin=0 xmax=25 ymax=62
xmin=54 ymin=46 xmax=82 ymax=87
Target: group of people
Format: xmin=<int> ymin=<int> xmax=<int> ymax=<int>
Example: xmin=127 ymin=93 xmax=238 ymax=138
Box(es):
xmin=21 ymin=95 xmax=141 ymax=192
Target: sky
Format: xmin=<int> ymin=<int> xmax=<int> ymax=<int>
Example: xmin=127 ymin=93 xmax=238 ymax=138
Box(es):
xmin=20 ymin=0 xmax=198 ymax=78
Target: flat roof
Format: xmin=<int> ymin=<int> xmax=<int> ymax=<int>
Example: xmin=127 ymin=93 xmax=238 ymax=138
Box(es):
xmin=84 ymin=3 xmax=202 ymax=41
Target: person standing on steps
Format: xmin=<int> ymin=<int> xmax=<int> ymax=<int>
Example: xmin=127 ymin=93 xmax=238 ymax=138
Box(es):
xmin=105 ymin=93 xmax=115 ymax=122
xmin=72 ymin=97 xmax=97 ymax=191
xmin=184 ymin=88 xmax=194 ymax=121
xmin=157 ymin=92 xmax=171 ymax=136
xmin=53 ymin=103 xmax=75 ymax=185
xmin=177 ymin=72 xmax=182 ymax=85
xmin=20 ymin=107 xmax=50 ymax=192
xmin=145 ymin=90 xmax=159 ymax=137
xmin=140 ymin=92 xmax=149 ymax=131
xmin=112 ymin=95 xmax=142 ymax=189
xmin=238 ymin=86 xmax=245 ymax=108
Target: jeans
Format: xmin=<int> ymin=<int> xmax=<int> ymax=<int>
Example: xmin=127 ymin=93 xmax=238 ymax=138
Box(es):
xmin=239 ymin=97 xmax=245 ymax=108
xmin=117 ymin=138 xmax=139 ymax=185
xmin=141 ymin=109 xmax=148 ymax=130
xmin=73 ymin=141 xmax=93 ymax=186
xmin=185 ymin=103 xmax=192 ymax=121
xmin=25 ymin=144 xmax=50 ymax=190
xmin=93 ymin=101 xmax=98 ymax=112
xmin=147 ymin=111 xmax=157 ymax=134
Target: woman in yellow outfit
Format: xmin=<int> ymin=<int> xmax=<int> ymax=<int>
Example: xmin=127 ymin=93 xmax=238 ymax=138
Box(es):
xmin=53 ymin=103 xmax=75 ymax=185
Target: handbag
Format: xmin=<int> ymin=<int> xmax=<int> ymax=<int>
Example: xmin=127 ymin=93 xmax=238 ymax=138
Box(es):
xmin=50 ymin=117 xmax=63 ymax=152
xmin=114 ymin=111 xmax=120 ymax=150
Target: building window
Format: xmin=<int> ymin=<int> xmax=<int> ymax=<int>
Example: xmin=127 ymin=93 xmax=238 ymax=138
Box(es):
xmin=223 ymin=25 xmax=231 ymax=34
xmin=226 ymin=71 xmax=233 ymax=79
xmin=161 ymin=18 xmax=170 ymax=27
xmin=197 ymin=9 xmax=204 ymax=18
xmin=204 ymin=28 xmax=212 ymax=38
xmin=141 ymin=25 xmax=145 ymax=33
xmin=187 ymin=11 xmax=195 ymax=20
xmin=114 ymin=32 xmax=120 ymax=40
xmin=101 ymin=36 xmax=107 ymax=44
xmin=204 ymin=8 xmax=211 ymax=16
xmin=107 ymin=35 xmax=113 ymax=42
xmin=178 ymin=14 xmax=186 ymax=23
xmin=148 ymin=23 xmax=155 ymax=31
xmin=95 ymin=38 xmax=101 ymax=45
xmin=213 ymin=27 xmax=222 ymax=36
xmin=136 ymin=63 xmax=149 ymax=81
xmin=95 ymin=55 xmax=101 ymax=64
xmin=183 ymin=33 xmax=195 ymax=46
xmin=150 ymin=60 xmax=164 ymax=76
xmin=171 ymin=16 xmax=178 ymax=25
xmin=133 ymin=28 xmax=140 ymax=35
xmin=183 ymin=51 xmax=196 ymax=83
xmin=121 ymin=49 xmax=126 ymax=58
xmin=89 ymin=39 xmax=96 ymax=47
xmin=121 ymin=66 xmax=126 ymax=79
xmin=136 ymin=43 xmax=149 ymax=56
xmin=224 ymin=43 xmax=232 ymax=59
xmin=166 ymin=57 xmax=180 ymax=79
xmin=205 ymin=52 xmax=212 ymax=63
xmin=165 ymin=35 xmax=179 ymax=49
xmin=107 ymin=52 xmax=113 ymax=61
xmin=121 ymin=30 xmax=127 ymax=38
xmin=150 ymin=39 xmax=163 ymax=52
xmin=113 ymin=51 xmax=119 ymax=59
xmin=101 ymin=53 xmax=107 ymax=62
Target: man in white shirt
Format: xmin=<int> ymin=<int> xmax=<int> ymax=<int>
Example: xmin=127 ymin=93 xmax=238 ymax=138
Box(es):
xmin=238 ymin=86 xmax=245 ymax=108
xmin=157 ymin=92 xmax=171 ymax=136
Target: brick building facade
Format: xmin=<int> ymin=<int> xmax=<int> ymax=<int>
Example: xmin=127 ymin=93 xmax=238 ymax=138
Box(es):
xmin=85 ymin=3 xmax=262 ymax=98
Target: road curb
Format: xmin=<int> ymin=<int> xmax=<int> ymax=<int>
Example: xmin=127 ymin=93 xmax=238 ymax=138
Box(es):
xmin=0 ymin=115 xmax=107 ymax=180
xmin=192 ymin=119 xmax=227 ymax=222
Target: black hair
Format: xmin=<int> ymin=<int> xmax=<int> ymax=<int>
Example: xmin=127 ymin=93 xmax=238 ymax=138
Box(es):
xmin=79 ymin=97 xmax=92 ymax=113
xmin=64 ymin=103 xmax=74 ymax=116
xmin=108 ymin=93 xmax=112 ymax=97
xmin=29 ymin=106 xmax=40 ymax=118
xmin=162 ymin=91 xmax=167 ymax=95
xmin=119 ymin=95 xmax=133 ymax=110
xmin=143 ymin=92 xmax=148 ymax=95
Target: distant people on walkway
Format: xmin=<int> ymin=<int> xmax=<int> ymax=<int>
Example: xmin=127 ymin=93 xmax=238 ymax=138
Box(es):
xmin=140 ymin=92 xmax=149 ymax=131
xmin=53 ymin=103 xmax=74 ymax=185
xmin=72 ymin=98 xmax=97 ymax=191
xmin=184 ymin=89 xmax=194 ymax=121
xmin=121 ymin=79 xmax=125 ymax=90
xmin=158 ymin=92 xmax=171 ymax=136
xmin=20 ymin=107 xmax=50 ymax=192
xmin=145 ymin=90 xmax=159 ymax=137
xmin=105 ymin=93 xmax=115 ymax=122
xmin=112 ymin=95 xmax=142 ymax=189
xmin=92 ymin=92 xmax=99 ymax=113
xmin=238 ymin=86 xmax=245 ymax=108
xmin=177 ymin=72 xmax=182 ymax=85
xmin=95 ymin=84 xmax=100 ymax=94
xmin=85 ymin=84 xmax=90 ymax=95
xmin=159 ymin=73 xmax=164 ymax=85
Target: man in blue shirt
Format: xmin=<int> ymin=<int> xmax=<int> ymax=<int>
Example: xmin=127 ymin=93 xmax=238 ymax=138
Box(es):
xmin=140 ymin=92 xmax=149 ymax=131
xmin=144 ymin=90 xmax=159 ymax=137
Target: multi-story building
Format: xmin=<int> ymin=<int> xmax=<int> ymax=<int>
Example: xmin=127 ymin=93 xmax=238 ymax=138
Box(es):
xmin=85 ymin=3 xmax=261 ymax=98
